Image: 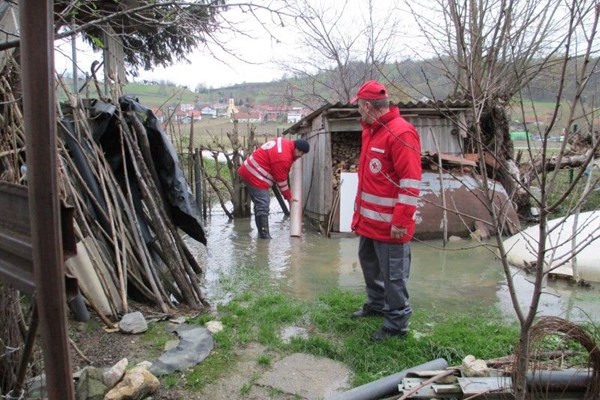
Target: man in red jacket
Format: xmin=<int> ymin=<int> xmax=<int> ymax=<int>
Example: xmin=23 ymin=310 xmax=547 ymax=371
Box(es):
xmin=350 ymin=80 xmax=422 ymax=341
xmin=238 ymin=137 xmax=310 ymax=239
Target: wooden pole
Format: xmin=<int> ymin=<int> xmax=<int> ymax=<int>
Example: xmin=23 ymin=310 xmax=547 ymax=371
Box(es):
xmin=194 ymin=148 xmax=203 ymax=217
xmin=20 ymin=1 xmax=75 ymax=398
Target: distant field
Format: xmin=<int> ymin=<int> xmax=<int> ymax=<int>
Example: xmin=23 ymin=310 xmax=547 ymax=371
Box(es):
xmin=512 ymin=138 xmax=564 ymax=150
xmin=123 ymin=82 xmax=198 ymax=108
xmin=163 ymin=118 xmax=293 ymax=153
xmin=508 ymin=99 xmax=590 ymax=136
xmin=57 ymin=80 xmax=199 ymax=108
xmin=509 ymin=100 xmax=559 ymax=118
xmin=123 ymin=82 xmax=294 ymax=149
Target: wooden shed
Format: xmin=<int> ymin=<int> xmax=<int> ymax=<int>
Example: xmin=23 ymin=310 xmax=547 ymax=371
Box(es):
xmin=284 ymin=101 xmax=520 ymax=239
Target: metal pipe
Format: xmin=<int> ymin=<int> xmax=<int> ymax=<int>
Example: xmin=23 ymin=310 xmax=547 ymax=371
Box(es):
xmin=333 ymin=358 xmax=449 ymax=400
xmin=289 ymin=157 xmax=303 ymax=237
xmin=526 ymin=369 xmax=592 ymax=392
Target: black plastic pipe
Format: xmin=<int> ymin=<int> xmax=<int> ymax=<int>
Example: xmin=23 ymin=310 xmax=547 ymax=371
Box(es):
xmin=527 ymin=369 xmax=592 ymax=392
xmin=333 ymin=358 xmax=449 ymax=400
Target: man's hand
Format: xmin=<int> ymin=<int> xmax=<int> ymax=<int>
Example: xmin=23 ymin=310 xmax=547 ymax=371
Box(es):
xmin=288 ymin=198 xmax=298 ymax=207
xmin=391 ymin=225 xmax=407 ymax=239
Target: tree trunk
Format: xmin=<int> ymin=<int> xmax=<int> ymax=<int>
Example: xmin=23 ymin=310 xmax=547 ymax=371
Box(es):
xmin=513 ymin=329 xmax=531 ymax=400
xmin=476 ymin=103 xmax=532 ymax=219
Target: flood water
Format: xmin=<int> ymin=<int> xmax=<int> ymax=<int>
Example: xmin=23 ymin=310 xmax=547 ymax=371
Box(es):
xmin=187 ymin=208 xmax=600 ymax=324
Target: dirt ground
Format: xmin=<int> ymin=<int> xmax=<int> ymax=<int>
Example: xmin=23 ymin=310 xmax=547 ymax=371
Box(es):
xmin=68 ymin=308 xmax=299 ymax=400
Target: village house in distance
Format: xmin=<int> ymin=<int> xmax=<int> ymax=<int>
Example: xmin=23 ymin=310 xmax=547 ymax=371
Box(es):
xmin=150 ymin=97 xmax=308 ymax=125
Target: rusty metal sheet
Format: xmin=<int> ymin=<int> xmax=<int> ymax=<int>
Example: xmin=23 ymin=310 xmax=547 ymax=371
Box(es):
xmin=0 ymin=182 xmax=78 ymax=293
xmin=415 ymin=171 xmax=521 ymax=240
xmin=0 ymin=182 xmax=35 ymax=292
xmin=425 ymin=152 xmax=478 ymax=167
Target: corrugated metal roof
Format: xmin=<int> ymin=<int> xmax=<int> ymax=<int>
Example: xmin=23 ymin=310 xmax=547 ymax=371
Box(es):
xmin=282 ymin=103 xmax=341 ymax=135
xmin=397 ymin=99 xmax=472 ymax=109
xmin=283 ymin=99 xmax=472 ymax=135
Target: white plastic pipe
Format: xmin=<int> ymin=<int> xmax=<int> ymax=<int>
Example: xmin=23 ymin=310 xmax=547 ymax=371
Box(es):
xmin=290 ymin=157 xmax=303 ymax=237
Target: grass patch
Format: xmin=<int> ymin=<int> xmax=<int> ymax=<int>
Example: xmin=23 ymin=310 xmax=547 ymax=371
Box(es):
xmin=511 ymin=139 xmax=600 ymax=219
xmin=162 ymin=374 xmax=182 ymax=390
xmin=545 ymin=168 xmax=600 ymax=219
xmin=140 ymin=321 xmax=176 ymax=359
xmin=165 ymin=118 xmax=290 ymax=152
xmin=175 ymin=286 xmax=520 ymax=392
xmin=184 ymin=346 xmax=237 ymax=390
xmin=257 ymin=354 xmax=272 ymax=367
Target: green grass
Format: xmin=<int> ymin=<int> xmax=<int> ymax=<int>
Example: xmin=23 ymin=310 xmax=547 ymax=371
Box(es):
xmin=140 ymin=321 xmax=177 ymax=360
xmin=240 ymin=382 xmax=253 ymax=395
xmin=171 ymin=285 xmax=520 ymax=392
xmin=124 ymin=82 xmax=198 ymax=108
xmin=512 ymin=139 xmax=564 ymax=154
xmin=510 ymin=139 xmax=600 ymax=218
xmin=146 ymin=264 xmax=600 ymax=394
xmin=508 ymin=99 xmax=587 ymax=137
xmin=257 ymin=354 xmax=272 ymax=367
xmin=542 ymin=168 xmax=600 ymax=219
xmin=162 ymin=374 xmax=183 ymax=390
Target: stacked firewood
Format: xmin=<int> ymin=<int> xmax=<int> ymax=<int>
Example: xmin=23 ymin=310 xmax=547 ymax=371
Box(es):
xmin=332 ymin=134 xmax=360 ymax=191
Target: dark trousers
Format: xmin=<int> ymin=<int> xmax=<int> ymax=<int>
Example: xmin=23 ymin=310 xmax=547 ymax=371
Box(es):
xmin=246 ymin=184 xmax=271 ymax=217
xmin=358 ymin=235 xmax=412 ymax=332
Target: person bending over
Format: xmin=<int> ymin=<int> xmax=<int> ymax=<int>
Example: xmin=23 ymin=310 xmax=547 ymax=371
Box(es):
xmin=238 ymin=138 xmax=310 ymax=239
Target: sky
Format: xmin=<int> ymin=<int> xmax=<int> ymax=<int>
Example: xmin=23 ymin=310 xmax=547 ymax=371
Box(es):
xmin=55 ymin=1 xmax=300 ymax=89
xmin=55 ymin=32 xmax=290 ymax=89
xmin=134 ymin=2 xmax=296 ymax=89
xmin=54 ymin=1 xmax=419 ymax=90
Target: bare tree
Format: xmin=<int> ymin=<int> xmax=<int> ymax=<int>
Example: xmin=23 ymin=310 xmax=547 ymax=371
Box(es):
xmin=401 ymin=0 xmax=600 ymax=398
xmin=1 ymin=1 xmax=297 ymax=81
xmin=198 ymin=120 xmax=257 ymax=219
xmin=277 ymin=0 xmax=401 ymax=108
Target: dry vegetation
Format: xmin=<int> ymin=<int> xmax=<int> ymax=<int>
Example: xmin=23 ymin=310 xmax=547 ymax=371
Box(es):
xmin=162 ymin=118 xmax=292 ymax=154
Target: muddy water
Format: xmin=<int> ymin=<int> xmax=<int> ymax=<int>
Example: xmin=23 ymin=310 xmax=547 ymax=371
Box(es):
xmin=187 ymin=210 xmax=600 ymax=323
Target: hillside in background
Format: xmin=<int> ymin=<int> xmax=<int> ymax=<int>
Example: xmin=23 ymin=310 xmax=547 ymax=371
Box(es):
xmin=122 ymin=80 xmax=292 ymax=109
xmin=59 ymin=56 xmax=599 ymax=138
xmin=123 ymin=57 xmax=599 ymax=106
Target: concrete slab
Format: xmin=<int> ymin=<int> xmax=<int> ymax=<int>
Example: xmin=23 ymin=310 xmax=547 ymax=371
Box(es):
xmin=257 ymin=353 xmax=352 ymax=399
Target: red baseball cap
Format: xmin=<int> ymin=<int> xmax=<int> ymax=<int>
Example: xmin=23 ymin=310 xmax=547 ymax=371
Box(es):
xmin=351 ymin=80 xmax=388 ymax=103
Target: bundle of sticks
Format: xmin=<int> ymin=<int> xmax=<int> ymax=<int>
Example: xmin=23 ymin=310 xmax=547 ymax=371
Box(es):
xmin=0 ymin=73 xmax=208 ymax=324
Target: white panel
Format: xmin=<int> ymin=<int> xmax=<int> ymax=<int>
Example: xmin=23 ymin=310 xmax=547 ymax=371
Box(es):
xmin=339 ymin=172 xmax=358 ymax=232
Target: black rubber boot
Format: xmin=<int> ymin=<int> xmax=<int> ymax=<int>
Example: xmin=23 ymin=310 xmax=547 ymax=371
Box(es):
xmin=255 ymin=215 xmax=272 ymax=239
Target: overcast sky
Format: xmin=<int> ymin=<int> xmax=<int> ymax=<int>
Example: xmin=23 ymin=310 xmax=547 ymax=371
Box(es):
xmin=54 ymin=0 xmax=421 ymax=89
xmin=55 ymin=3 xmax=296 ymax=88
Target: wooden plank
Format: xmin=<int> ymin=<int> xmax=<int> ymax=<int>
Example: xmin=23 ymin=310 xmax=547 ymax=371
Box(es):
xmin=20 ymin=1 xmax=75 ymax=398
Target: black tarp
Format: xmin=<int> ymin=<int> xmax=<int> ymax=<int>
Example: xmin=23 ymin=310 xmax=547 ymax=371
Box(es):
xmin=64 ymin=96 xmax=207 ymax=245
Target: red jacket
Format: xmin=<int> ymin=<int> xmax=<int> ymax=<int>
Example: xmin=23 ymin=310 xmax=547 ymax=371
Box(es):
xmin=351 ymin=106 xmax=422 ymax=243
xmin=238 ymin=137 xmax=295 ymax=200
